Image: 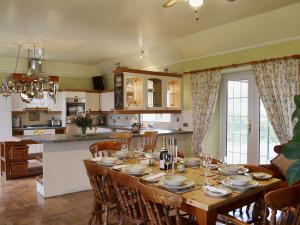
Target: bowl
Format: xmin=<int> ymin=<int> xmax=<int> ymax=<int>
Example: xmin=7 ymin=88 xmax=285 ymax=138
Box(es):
xmin=224 ymin=165 xmax=244 ymax=172
xmin=101 ymin=157 xmax=118 ymax=164
xmin=126 ymin=164 xmax=147 ymax=173
xmin=185 ymin=157 xmax=201 ymax=165
xmin=228 ymin=175 xmax=252 ymax=186
xmin=164 ymin=175 xmax=186 ymax=186
xmin=116 ymin=151 xmax=129 ymax=157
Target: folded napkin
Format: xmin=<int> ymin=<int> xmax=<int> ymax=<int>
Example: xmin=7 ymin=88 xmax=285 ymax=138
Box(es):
xmin=145 ymin=172 xmax=166 ymax=181
xmin=205 ymin=185 xmax=228 ymax=195
xmin=113 ymin=165 xmax=128 ymax=170
xmin=91 ymin=157 xmax=102 ymax=162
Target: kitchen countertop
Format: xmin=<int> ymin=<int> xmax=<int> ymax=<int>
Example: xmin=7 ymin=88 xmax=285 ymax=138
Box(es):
xmin=13 ymin=126 xmax=66 ymax=130
xmin=18 ymin=129 xmax=192 ymax=143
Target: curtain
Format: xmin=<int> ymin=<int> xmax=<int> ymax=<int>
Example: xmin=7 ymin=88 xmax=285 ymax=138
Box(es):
xmin=191 ymin=70 xmax=221 ymax=153
xmin=252 ymin=59 xmax=300 ymax=144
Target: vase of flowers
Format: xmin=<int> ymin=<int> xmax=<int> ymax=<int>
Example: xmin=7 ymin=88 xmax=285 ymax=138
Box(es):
xmin=73 ymin=113 xmax=93 ymax=136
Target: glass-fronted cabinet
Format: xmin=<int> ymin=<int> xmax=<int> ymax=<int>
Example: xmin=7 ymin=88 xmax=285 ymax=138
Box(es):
xmin=166 ymin=78 xmax=181 ymax=109
xmin=124 ymin=74 xmax=144 ymax=109
xmin=147 ymin=76 xmax=163 ymax=109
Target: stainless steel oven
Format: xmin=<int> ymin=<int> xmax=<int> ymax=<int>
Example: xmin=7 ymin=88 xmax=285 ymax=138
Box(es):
xmin=66 ymin=97 xmax=86 ymax=121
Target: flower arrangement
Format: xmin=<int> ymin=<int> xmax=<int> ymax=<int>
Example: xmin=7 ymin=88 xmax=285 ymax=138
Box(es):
xmin=73 ymin=113 xmax=93 ymax=136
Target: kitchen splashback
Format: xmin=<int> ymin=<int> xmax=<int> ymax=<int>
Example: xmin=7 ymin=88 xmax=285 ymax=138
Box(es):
xmin=14 ymin=111 xmax=62 ymax=127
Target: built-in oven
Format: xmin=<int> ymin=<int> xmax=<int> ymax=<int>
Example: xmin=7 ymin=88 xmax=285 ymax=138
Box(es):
xmin=66 ymin=97 xmax=86 ymax=123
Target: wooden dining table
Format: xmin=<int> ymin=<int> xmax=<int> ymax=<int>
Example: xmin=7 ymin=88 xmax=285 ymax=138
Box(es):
xmin=97 ymin=157 xmax=281 ymax=225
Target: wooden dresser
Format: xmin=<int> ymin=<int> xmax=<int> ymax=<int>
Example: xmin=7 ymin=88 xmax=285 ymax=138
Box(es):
xmin=0 ymin=141 xmax=42 ymax=180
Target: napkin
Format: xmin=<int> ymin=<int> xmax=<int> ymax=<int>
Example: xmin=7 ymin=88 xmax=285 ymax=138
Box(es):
xmin=205 ymin=186 xmax=228 ymax=194
xmin=91 ymin=156 xmax=102 ymax=162
xmin=113 ymin=165 xmax=128 ymax=170
xmin=145 ymin=172 xmax=166 ymax=181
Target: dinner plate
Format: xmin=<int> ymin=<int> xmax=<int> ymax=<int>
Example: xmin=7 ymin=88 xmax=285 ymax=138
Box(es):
xmin=97 ymin=159 xmax=123 ymax=167
xmin=222 ymin=179 xmax=259 ymax=191
xmin=250 ymin=172 xmax=272 ymax=181
xmin=203 ymin=186 xmax=232 ymax=197
xmin=218 ymin=167 xmax=249 ymax=175
xmin=122 ymin=167 xmax=152 ymax=176
xmin=112 ymin=164 xmax=128 ymax=171
xmin=158 ymin=179 xmax=195 ymax=190
xmin=141 ymin=173 xmax=166 ymax=183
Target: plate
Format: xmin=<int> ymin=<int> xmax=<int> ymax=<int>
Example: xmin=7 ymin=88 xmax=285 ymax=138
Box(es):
xmin=122 ymin=167 xmax=152 ymax=176
xmin=222 ymin=179 xmax=259 ymax=191
xmin=112 ymin=164 xmax=128 ymax=170
xmin=250 ymin=172 xmax=272 ymax=181
xmin=218 ymin=167 xmax=249 ymax=175
xmin=158 ymin=179 xmax=195 ymax=190
xmin=203 ymin=186 xmax=232 ymax=197
xmin=141 ymin=173 xmax=165 ymax=183
xmin=112 ymin=152 xmax=129 ymax=159
xmin=97 ymin=159 xmax=123 ymax=167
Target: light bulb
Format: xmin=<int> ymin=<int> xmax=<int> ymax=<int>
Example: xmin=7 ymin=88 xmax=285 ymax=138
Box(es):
xmin=189 ymin=0 xmax=203 ymax=8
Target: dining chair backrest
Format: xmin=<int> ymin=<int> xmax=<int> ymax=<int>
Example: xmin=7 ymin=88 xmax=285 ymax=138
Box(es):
xmin=218 ymin=214 xmax=249 ymax=225
xmin=244 ymin=164 xmax=275 ymax=177
xmin=141 ymin=131 xmax=158 ymax=152
xmin=89 ymin=141 xmax=121 ymax=158
xmin=109 ymin=170 xmax=147 ymax=224
xmin=265 ymin=183 xmax=300 ymax=225
xmin=138 ymin=181 xmax=183 ymax=225
xmin=110 ymin=132 xmax=132 ymax=147
xmin=83 ymin=160 xmax=112 ymax=204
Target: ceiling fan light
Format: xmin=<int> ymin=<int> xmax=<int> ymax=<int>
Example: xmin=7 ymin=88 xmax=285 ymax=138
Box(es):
xmin=189 ymin=0 xmax=203 ymax=8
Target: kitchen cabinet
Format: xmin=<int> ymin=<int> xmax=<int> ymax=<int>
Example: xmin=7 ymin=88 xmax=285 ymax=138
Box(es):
xmin=86 ymin=92 xmax=100 ymax=112
xmin=11 ymin=93 xmax=25 ymax=111
xmin=166 ymin=77 xmax=182 ymax=109
xmin=28 ymin=144 xmax=43 ymax=154
xmin=100 ymin=91 xmax=114 ymax=111
xmin=49 ymin=92 xmax=62 ymax=112
xmin=113 ymin=68 xmax=182 ymax=111
xmin=25 ymin=93 xmax=49 ymax=109
xmin=64 ymin=91 xmax=86 ymax=99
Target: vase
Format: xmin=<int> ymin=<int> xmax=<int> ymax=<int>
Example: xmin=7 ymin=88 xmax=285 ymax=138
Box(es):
xmin=80 ymin=127 xmax=87 ymax=136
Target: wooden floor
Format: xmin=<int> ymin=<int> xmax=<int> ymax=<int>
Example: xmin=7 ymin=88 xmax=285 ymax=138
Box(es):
xmin=0 ymin=176 xmax=119 ymax=225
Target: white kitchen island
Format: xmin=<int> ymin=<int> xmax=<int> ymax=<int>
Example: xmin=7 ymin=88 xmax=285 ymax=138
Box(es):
xmin=21 ymin=130 xmax=192 ymax=198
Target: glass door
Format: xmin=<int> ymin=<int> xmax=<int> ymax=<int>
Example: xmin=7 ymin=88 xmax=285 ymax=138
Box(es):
xmin=221 ymin=71 xmax=256 ymax=164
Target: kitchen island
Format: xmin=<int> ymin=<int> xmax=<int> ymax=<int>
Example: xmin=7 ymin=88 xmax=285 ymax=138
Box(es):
xmin=19 ymin=129 xmax=192 ymax=197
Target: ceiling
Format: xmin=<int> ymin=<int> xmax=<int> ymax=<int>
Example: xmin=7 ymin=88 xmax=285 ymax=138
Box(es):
xmin=0 ymin=0 xmax=299 ymax=65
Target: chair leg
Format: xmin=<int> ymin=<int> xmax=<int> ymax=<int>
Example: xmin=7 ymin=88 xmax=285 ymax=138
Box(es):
xmin=103 ymin=204 xmax=109 ymax=225
xmin=118 ymin=215 xmax=124 ymax=225
xmin=89 ymin=200 xmax=98 ymax=225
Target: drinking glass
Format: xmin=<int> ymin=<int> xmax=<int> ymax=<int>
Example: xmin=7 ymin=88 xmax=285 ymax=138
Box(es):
xmin=137 ymin=144 xmax=144 ymax=155
xmin=165 ymin=154 xmax=171 ymax=175
xmin=121 ymin=144 xmax=128 ymax=161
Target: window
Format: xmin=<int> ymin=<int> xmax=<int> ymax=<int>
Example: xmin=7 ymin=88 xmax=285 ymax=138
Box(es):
xmin=259 ymin=100 xmax=280 ymax=164
xmin=141 ymin=114 xmax=171 ymax=123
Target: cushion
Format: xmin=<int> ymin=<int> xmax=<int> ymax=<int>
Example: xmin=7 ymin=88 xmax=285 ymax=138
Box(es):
xmin=270 ymin=154 xmax=296 ymax=178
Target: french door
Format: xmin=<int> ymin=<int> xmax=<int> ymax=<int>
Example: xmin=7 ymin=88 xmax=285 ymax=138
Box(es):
xmin=221 ymin=71 xmax=259 ymax=163
xmin=221 ymin=70 xmax=279 ymax=165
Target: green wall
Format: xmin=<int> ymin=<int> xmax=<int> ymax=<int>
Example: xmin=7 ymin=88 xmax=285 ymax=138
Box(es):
xmin=168 ymin=38 xmax=300 ymax=157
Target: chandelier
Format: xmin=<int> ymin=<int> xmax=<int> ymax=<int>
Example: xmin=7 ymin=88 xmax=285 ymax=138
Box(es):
xmin=0 ymin=44 xmax=59 ymax=103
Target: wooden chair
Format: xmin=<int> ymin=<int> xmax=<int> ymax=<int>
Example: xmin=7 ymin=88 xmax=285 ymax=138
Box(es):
xmin=83 ymin=160 xmax=116 ymax=225
xmin=264 ymin=183 xmax=300 ymax=225
xmin=218 ymin=214 xmax=249 ymax=225
xmin=89 ymin=141 xmax=121 ymax=158
xmin=109 ymin=170 xmax=147 ymax=225
xmin=140 ymin=131 xmax=158 ymax=152
xmin=110 ymin=132 xmax=132 ymax=147
xmin=138 ymin=181 xmax=196 ymax=225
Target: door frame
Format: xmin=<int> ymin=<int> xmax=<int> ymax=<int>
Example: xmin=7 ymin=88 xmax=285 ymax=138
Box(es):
xmin=220 ymin=70 xmax=260 ymax=164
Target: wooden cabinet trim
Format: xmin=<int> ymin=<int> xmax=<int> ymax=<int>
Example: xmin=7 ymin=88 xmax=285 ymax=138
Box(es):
xmin=113 ymin=67 xmax=182 ymax=78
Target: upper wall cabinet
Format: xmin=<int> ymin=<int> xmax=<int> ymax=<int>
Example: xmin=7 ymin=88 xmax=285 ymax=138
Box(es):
xmin=86 ymin=92 xmax=100 ymax=112
xmin=11 ymin=93 xmax=25 ymax=112
xmin=100 ymin=91 xmax=114 ymax=111
xmin=113 ymin=67 xmax=182 ymax=111
xmin=49 ymin=92 xmax=63 ymax=112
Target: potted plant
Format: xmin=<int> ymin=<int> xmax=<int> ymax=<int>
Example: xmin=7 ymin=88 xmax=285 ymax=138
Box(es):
xmin=73 ymin=113 xmax=93 ymax=136
xmin=283 ymin=95 xmax=300 ymax=185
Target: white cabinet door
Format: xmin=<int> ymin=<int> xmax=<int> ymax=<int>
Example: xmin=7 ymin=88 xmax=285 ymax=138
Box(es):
xmin=86 ymin=93 xmax=100 ymax=112
xmin=25 ymin=93 xmax=49 ymax=109
xmin=49 ymin=92 xmax=62 ymax=112
xmin=100 ymin=92 xmax=114 ymax=111
xmin=11 ymin=93 xmax=25 ymax=111
xmin=64 ymin=91 xmax=86 ymax=99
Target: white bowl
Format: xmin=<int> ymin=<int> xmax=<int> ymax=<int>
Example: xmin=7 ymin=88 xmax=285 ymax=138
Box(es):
xmin=126 ymin=164 xmax=147 ymax=173
xmin=116 ymin=151 xmax=129 ymax=157
xmin=228 ymin=175 xmax=252 ymax=186
xmin=164 ymin=175 xmax=186 ymax=187
xmin=185 ymin=157 xmax=201 ymax=165
xmin=101 ymin=157 xmax=118 ymax=164
xmin=224 ymin=165 xmax=244 ymax=172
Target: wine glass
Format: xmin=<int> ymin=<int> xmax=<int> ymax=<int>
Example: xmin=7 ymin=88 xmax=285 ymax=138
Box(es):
xmin=164 ymin=154 xmax=171 ymax=175
xmin=203 ymin=153 xmax=212 ymax=186
xmin=137 ymin=144 xmax=144 ymax=156
xmin=121 ymin=144 xmax=128 ymax=161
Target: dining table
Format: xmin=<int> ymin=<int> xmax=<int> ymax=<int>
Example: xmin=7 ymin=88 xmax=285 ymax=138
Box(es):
xmin=95 ymin=156 xmax=281 ymax=225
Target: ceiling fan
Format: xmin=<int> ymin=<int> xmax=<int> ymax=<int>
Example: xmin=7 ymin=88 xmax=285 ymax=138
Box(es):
xmin=163 ymin=0 xmax=236 ymax=8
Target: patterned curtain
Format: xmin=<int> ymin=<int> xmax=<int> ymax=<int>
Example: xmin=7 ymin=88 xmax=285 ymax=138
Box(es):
xmin=252 ymin=59 xmax=300 ymax=144
xmin=191 ymin=70 xmax=221 ymax=153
